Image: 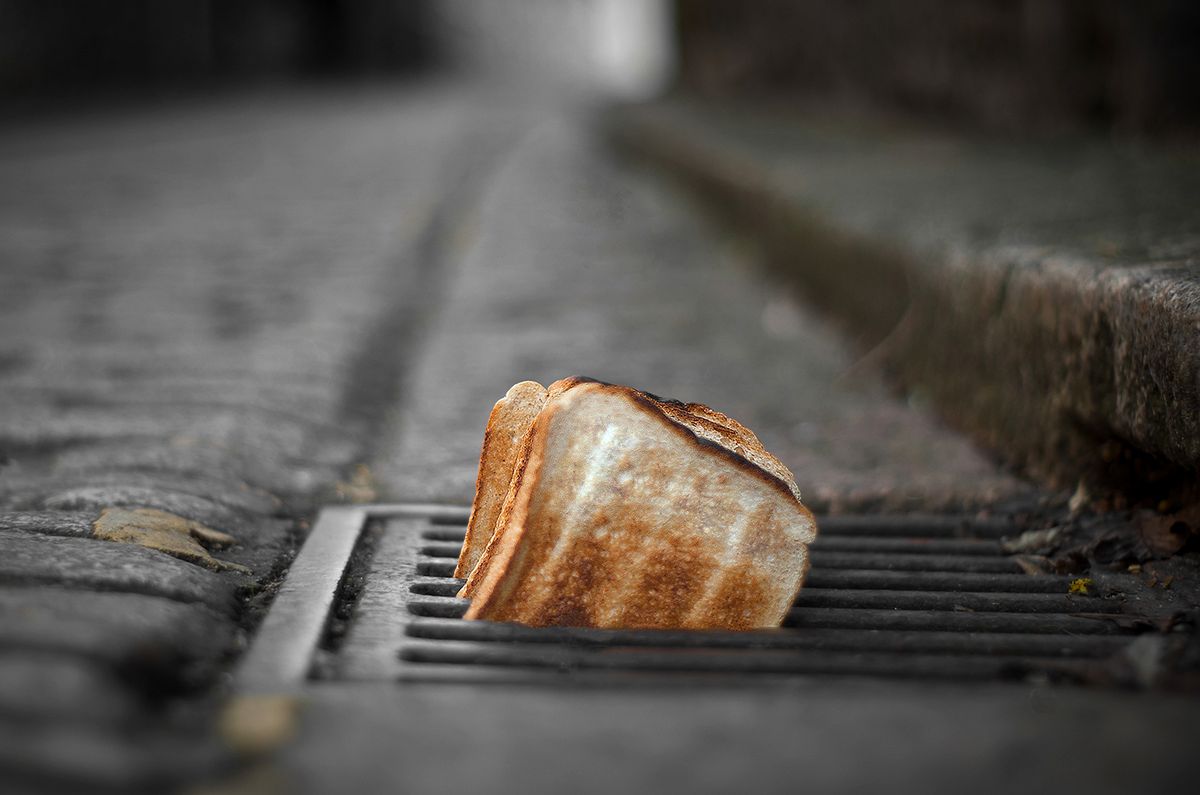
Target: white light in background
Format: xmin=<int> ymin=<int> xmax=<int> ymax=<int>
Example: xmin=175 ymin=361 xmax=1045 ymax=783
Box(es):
xmin=592 ymin=0 xmax=676 ymax=99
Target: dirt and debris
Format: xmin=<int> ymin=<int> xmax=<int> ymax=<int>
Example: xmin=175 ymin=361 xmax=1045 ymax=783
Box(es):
xmin=997 ymin=496 xmax=1200 ymax=688
xmin=1134 ymin=504 xmax=1200 ymax=558
xmin=334 ymin=464 xmax=378 ymax=504
xmin=1043 ymin=618 xmax=1200 ymax=689
xmin=219 ymin=695 xmax=302 ymax=757
xmin=1002 ymin=498 xmax=1200 ymax=571
xmin=1003 ymin=526 xmax=1064 ymax=554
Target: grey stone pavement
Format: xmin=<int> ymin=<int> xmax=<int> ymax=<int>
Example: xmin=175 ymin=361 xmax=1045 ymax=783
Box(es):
xmin=0 ymin=85 xmax=528 ymax=791
xmin=3 ymin=83 xmax=1160 ymax=792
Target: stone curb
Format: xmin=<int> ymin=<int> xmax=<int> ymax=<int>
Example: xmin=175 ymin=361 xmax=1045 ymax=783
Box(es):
xmin=607 ymin=106 xmax=1200 ymax=498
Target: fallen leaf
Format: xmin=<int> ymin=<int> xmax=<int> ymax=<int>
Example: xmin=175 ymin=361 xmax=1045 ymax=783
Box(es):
xmin=93 ymin=507 xmax=249 ymax=574
xmin=1135 ymin=505 xmax=1199 ymax=558
xmin=1002 ymin=526 xmax=1064 ymax=554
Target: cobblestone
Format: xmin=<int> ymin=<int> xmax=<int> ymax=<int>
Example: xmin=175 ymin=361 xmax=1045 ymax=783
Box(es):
xmin=0 ymin=86 xmax=525 ymax=787
xmin=0 ymin=653 xmax=137 ymax=725
xmin=0 ymin=510 xmax=93 ymax=538
xmin=4 ymin=85 xmax=1148 ymax=792
xmin=0 ymin=587 xmax=231 ymax=667
xmin=0 ymin=531 xmax=242 ymax=609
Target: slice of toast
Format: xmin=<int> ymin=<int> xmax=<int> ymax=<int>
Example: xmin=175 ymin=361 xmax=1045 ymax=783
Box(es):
xmin=457 ymin=377 xmax=593 ymax=587
xmin=455 ymin=381 xmax=800 ymax=584
xmin=461 ymin=378 xmax=817 ymax=629
xmin=453 ymin=381 xmax=549 ymax=578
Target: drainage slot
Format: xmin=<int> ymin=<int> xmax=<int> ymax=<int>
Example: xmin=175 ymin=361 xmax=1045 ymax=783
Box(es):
xmin=235 ymin=506 xmax=1146 ymax=689
xmin=410 ymin=580 xmax=465 ymax=597
xmin=396 ymin=513 xmax=1139 ymax=682
xmin=310 ymin=518 xmax=385 ymax=679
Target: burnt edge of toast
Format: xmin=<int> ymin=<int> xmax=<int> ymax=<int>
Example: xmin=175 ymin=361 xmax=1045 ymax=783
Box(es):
xmin=457 ymin=380 xmax=553 ymax=578
xmin=559 ymin=376 xmax=803 ymax=511
xmin=620 ymin=387 xmax=807 ymax=514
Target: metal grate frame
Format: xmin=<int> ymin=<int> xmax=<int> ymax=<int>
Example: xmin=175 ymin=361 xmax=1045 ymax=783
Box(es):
xmin=236 ymin=504 xmax=1140 ymax=692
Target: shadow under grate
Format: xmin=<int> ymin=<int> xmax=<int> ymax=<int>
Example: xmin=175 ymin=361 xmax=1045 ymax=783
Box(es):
xmin=236 ymin=505 xmax=1143 ymax=690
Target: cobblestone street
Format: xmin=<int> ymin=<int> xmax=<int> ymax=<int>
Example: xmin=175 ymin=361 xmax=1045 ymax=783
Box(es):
xmin=4 ymin=3 xmax=1200 ymax=793
xmin=0 ymin=85 xmax=1039 ymax=790
xmin=0 ymin=86 xmax=527 ymax=790
xmin=1 ymin=72 xmax=1197 ymax=791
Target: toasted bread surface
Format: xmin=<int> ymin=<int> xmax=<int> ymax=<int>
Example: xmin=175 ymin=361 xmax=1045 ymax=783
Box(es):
xmin=459 ymin=377 xmax=592 ymax=597
xmin=461 ymin=381 xmax=816 ymax=629
xmin=654 ymin=400 xmax=801 ymax=502
xmin=453 ymin=381 xmax=548 ymax=578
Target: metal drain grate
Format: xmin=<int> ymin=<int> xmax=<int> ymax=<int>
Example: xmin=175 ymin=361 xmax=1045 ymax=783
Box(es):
xmin=236 ymin=505 xmax=1140 ymax=690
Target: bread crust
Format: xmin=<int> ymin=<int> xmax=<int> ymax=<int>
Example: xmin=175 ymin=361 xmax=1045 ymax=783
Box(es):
xmin=460 ymin=378 xmax=817 ymax=628
xmin=457 ymin=381 xmax=579 ymax=597
xmin=648 ymin=397 xmax=802 ymax=503
xmin=453 ymin=381 xmax=548 ymax=578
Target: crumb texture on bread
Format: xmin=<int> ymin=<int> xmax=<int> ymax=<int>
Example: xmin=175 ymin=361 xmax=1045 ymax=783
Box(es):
xmin=461 ymin=380 xmax=816 ymax=630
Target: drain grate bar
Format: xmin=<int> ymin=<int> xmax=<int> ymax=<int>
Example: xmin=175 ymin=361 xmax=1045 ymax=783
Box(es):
xmin=803 ymin=570 xmax=1080 ymax=593
xmin=403 ymin=618 xmax=1127 ymax=657
xmin=409 ymin=583 xmax=1114 ymax=615
xmin=799 ymin=515 xmax=1016 ymax=537
xmin=793 ymin=589 xmax=1118 ymax=613
xmin=400 ymin=642 xmax=1060 ymax=681
xmin=782 ymin=608 xmax=1121 ymax=634
xmin=790 ymin=537 xmax=1007 ymax=555
xmin=809 ymin=552 xmax=1023 ymax=573
xmin=405 ymin=592 xmax=1123 ymax=635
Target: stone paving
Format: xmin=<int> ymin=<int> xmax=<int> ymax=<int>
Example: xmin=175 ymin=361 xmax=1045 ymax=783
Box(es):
xmin=0 ymin=86 xmax=524 ymax=791
xmin=276 ymin=681 xmax=1200 ymax=795
xmin=0 ymin=87 xmax=1051 ymax=791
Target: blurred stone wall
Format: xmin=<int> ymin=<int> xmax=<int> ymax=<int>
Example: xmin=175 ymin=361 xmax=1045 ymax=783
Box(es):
xmin=426 ymin=0 xmax=674 ymax=98
xmin=676 ymin=0 xmax=1200 ymax=134
xmin=0 ymin=0 xmax=430 ymax=97
xmin=0 ymin=0 xmax=673 ymax=100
